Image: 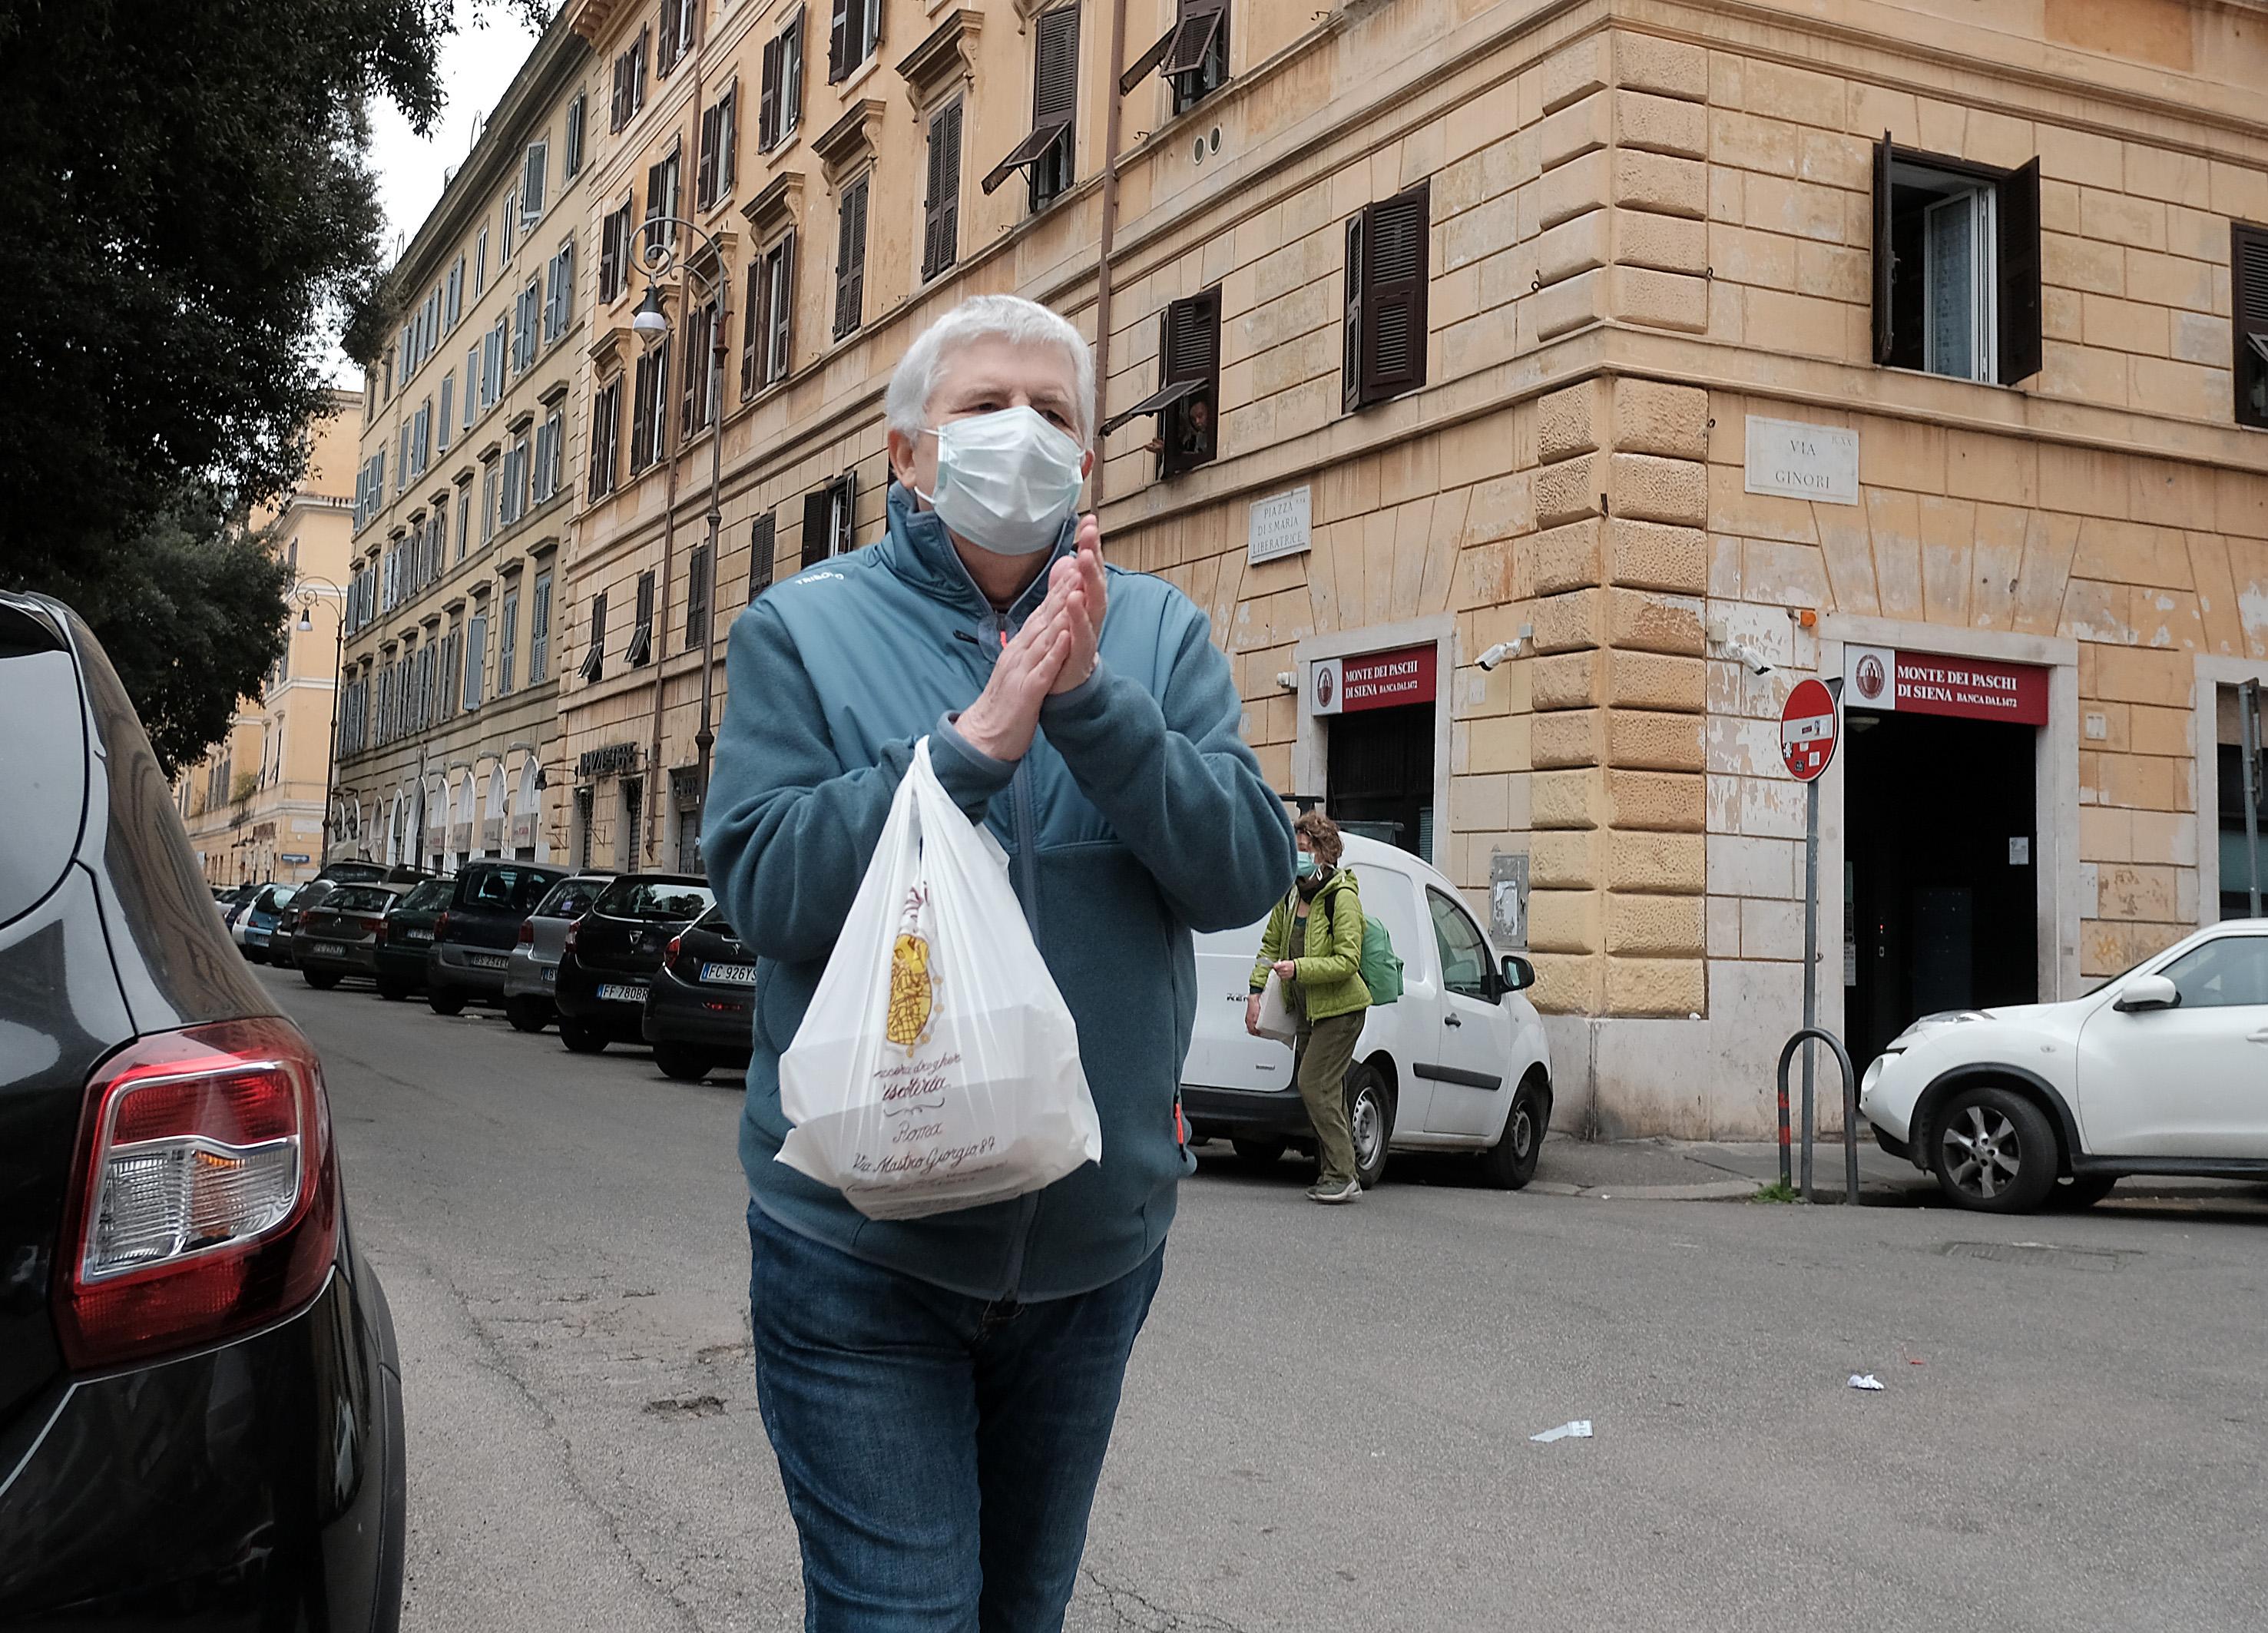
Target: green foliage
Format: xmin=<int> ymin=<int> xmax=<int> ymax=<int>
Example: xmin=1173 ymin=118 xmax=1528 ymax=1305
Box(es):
xmin=1750 ymin=1181 xmax=1800 ymax=1204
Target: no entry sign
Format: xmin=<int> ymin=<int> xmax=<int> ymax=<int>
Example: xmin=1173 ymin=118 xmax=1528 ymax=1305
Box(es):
xmin=1780 ymin=678 xmax=1839 ymax=781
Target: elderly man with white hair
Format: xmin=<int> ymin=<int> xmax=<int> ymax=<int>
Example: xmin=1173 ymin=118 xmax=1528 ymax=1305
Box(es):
xmin=703 ymin=293 xmax=1293 ymax=1631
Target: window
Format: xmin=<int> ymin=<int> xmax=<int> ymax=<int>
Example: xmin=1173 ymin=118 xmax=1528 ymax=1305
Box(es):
xmin=1102 ymin=287 xmax=1219 ymax=475
xmin=535 ymin=405 xmax=565 ymax=502
xmin=464 ymin=611 xmax=488 ymax=711
xmin=455 ymin=480 xmax=472 ymax=561
xmin=589 ymin=377 xmax=623 ymax=499
xmin=581 ymin=590 xmax=608 ymax=683
xmin=985 ymin=3 xmax=1078 ymax=211
xmin=464 ymin=344 xmax=480 ymax=429
xmin=1428 ymin=889 xmax=1492 ymax=1002
xmin=481 ymin=316 xmax=507 ymax=409
xmin=801 ymin=473 xmax=854 ymax=566
xmin=529 ymin=569 xmax=553 ymax=683
xmin=481 ymin=457 xmax=500 ymax=545
xmin=1872 ymin=143 xmax=2041 ymax=386
xmin=645 ymin=141 xmax=683 ymax=254
xmin=760 ymin=12 xmax=806 ymax=151
xmin=513 ymin=279 xmax=540 ymax=373
xmin=565 ymin=94 xmax=586 ymax=177
xmin=827 ymin=0 xmax=883 ymax=82
xmin=833 ymin=174 xmax=869 ymax=339
xmin=684 ymin=542 xmax=710 ymax=644
xmin=445 ymin=254 xmax=465 ymax=330
xmin=437 ymin=374 xmax=454 ymax=452
xmin=628 ymin=570 xmax=656 ymax=666
xmin=498 ymin=588 xmax=519 ymax=697
xmin=545 ymin=240 xmax=575 ymax=344
xmin=475 ymin=225 xmax=489 ymax=296
xmin=503 ymin=428 xmax=531 ymax=526
xmin=1121 ymin=0 xmax=1227 ymax=112
xmin=681 ymin=293 xmax=720 ymax=434
xmin=697 ymin=86 xmax=737 ymax=210
xmin=2236 ymin=224 xmax=2268 ymax=430
xmin=611 ymin=27 xmax=650 ymax=131
xmin=658 ymin=0 xmax=697 ymax=75
xmin=502 ymin=187 xmax=518 ymax=263
xmin=2161 ymin=936 xmax=2268 ymax=1009
xmin=747 ymin=512 xmax=776 ymax=600
xmin=1343 ymin=181 xmax=1430 ymax=411
xmin=522 ymin=140 xmax=548 ymax=224
xmin=429 ymin=497 xmax=449 ymax=571
xmin=921 ymin=101 xmax=963 ymax=282
xmin=630 ymin=338 xmax=671 ymax=472
xmin=742 ymin=233 xmax=796 ymax=398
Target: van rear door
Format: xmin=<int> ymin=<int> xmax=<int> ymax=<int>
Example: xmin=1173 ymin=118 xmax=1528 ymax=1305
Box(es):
xmin=1182 ymin=926 xmax=1295 ymax=1094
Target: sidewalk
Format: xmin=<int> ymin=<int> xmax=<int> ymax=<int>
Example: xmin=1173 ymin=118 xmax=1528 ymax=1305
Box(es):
xmin=1531 ymin=1136 xmax=2268 ymax=1206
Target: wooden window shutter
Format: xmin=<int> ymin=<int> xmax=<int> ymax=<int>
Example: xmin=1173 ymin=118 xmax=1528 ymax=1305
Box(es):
xmin=1035 ymin=5 xmax=1078 ymax=128
xmin=801 ymin=488 xmax=834 ymax=567
xmin=1342 ymin=210 xmax=1364 ymax=412
xmin=1994 ymin=157 xmax=2043 ymax=386
xmin=749 ymin=512 xmax=777 ymax=599
xmin=697 ymin=103 xmax=720 ymax=208
xmin=1871 ymin=135 xmax=1896 ymax=366
xmin=771 ymin=232 xmax=796 ymax=381
xmin=923 ymin=103 xmax=962 ymax=280
xmin=829 ymin=0 xmax=850 ymax=81
xmin=1160 ymin=290 xmax=1220 ymax=476
xmin=2237 ymin=224 xmax=2268 ymax=429
xmin=742 ymin=260 xmax=765 ymax=399
xmin=1358 ymin=181 xmax=1429 ymax=402
xmin=760 ymin=35 xmax=781 ymax=149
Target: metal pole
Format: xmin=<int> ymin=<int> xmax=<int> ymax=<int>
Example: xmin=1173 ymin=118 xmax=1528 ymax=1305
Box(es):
xmin=2242 ymin=680 xmax=2262 ymax=918
xmin=1801 ymin=774 xmax=1819 ymax=1201
xmin=321 ymin=611 xmax=343 ymax=864
xmin=693 ymin=269 xmax=726 ymax=864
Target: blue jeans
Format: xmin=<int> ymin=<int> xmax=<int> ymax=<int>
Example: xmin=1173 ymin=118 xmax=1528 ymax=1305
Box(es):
xmin=747 ymin=1202 xmax=1166 ymax=1632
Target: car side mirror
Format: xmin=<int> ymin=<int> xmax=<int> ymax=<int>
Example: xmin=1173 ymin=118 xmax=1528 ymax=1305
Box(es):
xmin=2113 ymin=973 xmax=2180 ymax=1013
xmin=1500 ymin=954 xmax=1536 ymax=994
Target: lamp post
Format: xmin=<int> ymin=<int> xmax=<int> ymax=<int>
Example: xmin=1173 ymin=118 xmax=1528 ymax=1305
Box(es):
xmin=292 ymin=575 xmax=346 ymax=868
xmin=629 ymin=217 xmax=732 ymax=861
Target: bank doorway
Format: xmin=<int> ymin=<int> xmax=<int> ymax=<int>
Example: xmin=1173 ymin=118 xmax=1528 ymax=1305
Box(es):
xmin=1844 ymin=709 xmax=2039 ymax=1064
xmin=1326 ymin=701 xmax=1435 ymax=864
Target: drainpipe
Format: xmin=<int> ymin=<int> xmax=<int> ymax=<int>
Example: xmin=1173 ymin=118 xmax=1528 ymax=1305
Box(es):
xmin=649 ymin=332 xmax=681 ymax=868
xmin=1090 ymin=0 xmax=1131 ymax=506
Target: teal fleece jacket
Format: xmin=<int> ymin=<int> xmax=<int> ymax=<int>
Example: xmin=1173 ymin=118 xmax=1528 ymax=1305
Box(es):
xmin=703 ymin=482 xmax=1294 ymax=1300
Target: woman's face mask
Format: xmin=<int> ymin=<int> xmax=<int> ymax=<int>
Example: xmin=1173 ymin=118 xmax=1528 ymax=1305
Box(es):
xmin=919 ymin=406 xmax=1086 ymax=557
xmin=1296 ymin=853 xmax=1318 ymax=878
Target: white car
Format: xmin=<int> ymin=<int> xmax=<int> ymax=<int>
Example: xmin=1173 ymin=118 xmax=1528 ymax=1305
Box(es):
xmin=1180 ymin=833 xmax=1551 ymax=1189
xmin=1860 ymin=919 xmax=2268 ymax=1212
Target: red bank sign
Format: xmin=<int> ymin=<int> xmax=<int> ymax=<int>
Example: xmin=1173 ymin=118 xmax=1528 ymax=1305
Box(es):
xmin=1309 ymin=644 xmax=1437 ymax=716
xmin=1842 ymin=644 xmax=2048 ymax=726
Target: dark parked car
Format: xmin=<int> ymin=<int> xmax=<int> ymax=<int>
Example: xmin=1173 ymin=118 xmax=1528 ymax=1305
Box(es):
xmin=312 ymin=860 xmax=390 ymax=886
xmin=0 ymin=591 xmax=403 ymax=1626
xmin=425 ymin=860 xmax=567 ymax=1016
xmin=293 ymin=882 xmax=411 ymax=988
xmin=219 ymin=881 xmax=261 ymax=929
xmin=555 ymin=873 xmax=716 ymax=1053
xmin=237 ymin=881 xmax=300 ymax=964
xmin=502 ymin=872 xmax=614 ymax=1034
xmin=641 ymin=905 xmax=758 ymax=1081
xmin=373 ymin=876 xmax=453 ymax=1001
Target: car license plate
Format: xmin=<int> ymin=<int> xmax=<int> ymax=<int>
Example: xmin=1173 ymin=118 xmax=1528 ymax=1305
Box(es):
xmin=313 ymin=942 xmax=346 ymax=959
xmin=541 ymin=966 xmax=557 ymax=983
xmin=598 ymin=982 xmax=648 ymax=1003
xmin=468 ymin=953 xmax=508 ymax=969
xmin=406 ymin=929 xmax=433 ymax=942
xmin=701 ymin=962 xmax=757 ymax=985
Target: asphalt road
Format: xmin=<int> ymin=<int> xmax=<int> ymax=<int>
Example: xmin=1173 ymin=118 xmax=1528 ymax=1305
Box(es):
xmin=264 ymin=967 xmax=2268 ymax=1632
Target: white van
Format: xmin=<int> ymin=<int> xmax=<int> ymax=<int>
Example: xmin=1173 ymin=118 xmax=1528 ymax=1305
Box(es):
xmin=1180 ymin=833 xmax=1552 ymax=1189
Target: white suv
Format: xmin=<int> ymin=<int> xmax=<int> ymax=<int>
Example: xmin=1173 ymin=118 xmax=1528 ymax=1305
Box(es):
xmin=1180 ymin=834 xmax=1552 ymax=1189
xmin=1860 ymin=919 xmax=2268 ymax=1212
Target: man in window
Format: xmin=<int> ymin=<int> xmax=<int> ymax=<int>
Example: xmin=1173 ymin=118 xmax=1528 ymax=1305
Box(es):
xmin=704 ymin=293 xmax=1293 ymax=1631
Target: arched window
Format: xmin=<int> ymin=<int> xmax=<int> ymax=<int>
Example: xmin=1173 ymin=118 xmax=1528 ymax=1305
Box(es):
xmin=485 ymin=764 xmax=506 ymax=856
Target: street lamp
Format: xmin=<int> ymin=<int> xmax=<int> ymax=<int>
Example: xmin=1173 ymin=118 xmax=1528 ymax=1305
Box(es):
xmin=627 ymin=220 xmax=733 ymax=864
xmin=290 ymin=575 xmax=346 ymax=869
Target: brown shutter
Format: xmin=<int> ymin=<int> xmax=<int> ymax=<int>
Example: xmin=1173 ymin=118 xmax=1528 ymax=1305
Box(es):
xmin=1359 ymin=181 xmax=1429 ymax=402
xmin=1118 ymin=22 xmax=1174 ymax=94
xmin=2237 ymin=224 xmax=2268 ymax=429
xmin=1342 ymin=210 xmax=1364 ymax=412
xmin=760 ymin=35 xmax=781 ymax=149
xmin=1160 ymin=289 xmax=1220 ymax=475
xmin=801 ymin=488 xmax=834 ymax=567
xmin=829 ymin=0 xmax=850 ymax=81
xmin=748 ymin=512 xmax=778 ymax=599
xmin=697 ymin=103 xmax=719 ymax=209
xmin=721 ymin=88 xmax=736 ymax=194
xmin=1995 ymin=157 xmax=2043 ymax=386
xmin=741 ymin=260 xmax=764 ymax=399
xmin=1035 ymin=5 xmax=1079 ymax=127
xmin=923 ymin=103 xmax=962 ymax=280
xmin=1872 ymin=134 xmax=1896 ymax=366
xmin=629 ymin=354 xmax=653 ymax=471
xmin=835 ymin=179 xmax=867 ymax=336
xmin=772 ymin=231 xmax=796 ymax=381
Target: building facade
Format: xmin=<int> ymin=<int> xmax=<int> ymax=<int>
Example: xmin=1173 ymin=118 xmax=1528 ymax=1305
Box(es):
xmin=177 ymin=397 xmax=360 ymax=886
xmin=334 ymin=12 xmax=596 ymax=873
xmin=542 ymin=0 xmax=2268 ymax=1136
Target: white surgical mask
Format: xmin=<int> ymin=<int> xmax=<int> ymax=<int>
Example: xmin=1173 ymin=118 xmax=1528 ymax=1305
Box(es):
xmin=919 ymin=406 xmax=1086 ymax=557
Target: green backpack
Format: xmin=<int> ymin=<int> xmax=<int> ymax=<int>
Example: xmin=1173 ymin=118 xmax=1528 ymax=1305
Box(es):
xmin=1336 ymin=870 xmax=1404 ymax=1005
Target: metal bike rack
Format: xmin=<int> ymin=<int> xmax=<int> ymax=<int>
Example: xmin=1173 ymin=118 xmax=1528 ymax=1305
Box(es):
xmin=1776 ymin=1027 xmax=1859 ymax=1206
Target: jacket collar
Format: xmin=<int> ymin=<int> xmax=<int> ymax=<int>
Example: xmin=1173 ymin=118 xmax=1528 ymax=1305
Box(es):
xmin=882 ymin=480 xmax=1080 ymax=626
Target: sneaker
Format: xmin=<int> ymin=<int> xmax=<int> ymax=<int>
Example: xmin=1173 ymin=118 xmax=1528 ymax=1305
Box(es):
xmin=1307 ymin=1178 xmax=1362 ymax=1204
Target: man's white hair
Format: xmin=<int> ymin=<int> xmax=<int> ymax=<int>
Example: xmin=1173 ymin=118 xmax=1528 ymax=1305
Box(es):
xmin=883 ymin=293 xmax=1097 ymax=448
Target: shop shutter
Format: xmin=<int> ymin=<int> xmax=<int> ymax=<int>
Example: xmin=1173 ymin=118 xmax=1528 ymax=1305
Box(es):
xmin=2232 ymin=224 xmax=2268 ymax=429
xmin=749 ymin=513 xmax=777 ymax=599
xmin=1871 ymin=135 xmax=1896 ymax=366
xmin=1995 ymin=157 xmax=2042 ymax=386
xmin=922 ymin=102 xmax=963 ymax=281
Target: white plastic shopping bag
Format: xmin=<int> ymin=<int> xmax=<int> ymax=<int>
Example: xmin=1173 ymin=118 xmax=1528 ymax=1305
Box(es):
xmin=1253 ymin=972 xmax=1296 ymax=1043
xmin=776 ymin=738 xmax=1103 ymax=1220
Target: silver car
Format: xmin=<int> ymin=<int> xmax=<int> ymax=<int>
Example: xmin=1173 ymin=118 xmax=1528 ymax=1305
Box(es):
xmin=503 ymin=872 xmax=614 ymax=1033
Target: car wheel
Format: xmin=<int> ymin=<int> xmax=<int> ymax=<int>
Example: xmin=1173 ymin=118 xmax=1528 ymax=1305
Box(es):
xmin=1478 ymin=1072 xmax=1548 ymax=1191
xmin=1929 ymin=1085 xmax=2058 ymax=1214
xmin=376 ymin=979 xmax=409 ymax=1002
xmin=1230 ymin=1137 xmax=1289 ymax=1169
xmin=505 ymin=996 xmax=551 ymax=1034
xmin=2050 ymin=1172 xmax=2119 ymax=1210
xmin=560 ymin=1021 xmax=608 ymax=1055
xmin=303 ymin=969 xmax=343 ymax=991
xmin=654 ymin=1046 xmax=716 ymax=1083
xmin=1344 ymin=1063 xmax=1395 ymax=1190
xmin=426 ymin=990 xmax=468 ymax=1018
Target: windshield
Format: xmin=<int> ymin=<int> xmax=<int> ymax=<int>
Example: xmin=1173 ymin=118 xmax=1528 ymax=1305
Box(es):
xmin=597 ymin=877 xmax=716 ymax=922
xmin=460 ymin=866 xmax=561 ymax=913
xmin=535 ymin=876 xmax=608 ymax=918
xmin=399 ymin=879 xmax=453 ymax=913
xmin=258 ymin=886 xmax=298 ymax=911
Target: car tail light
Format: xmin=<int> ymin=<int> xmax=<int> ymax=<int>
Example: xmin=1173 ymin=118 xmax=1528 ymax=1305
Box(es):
xmin=563 ymin=922 xmax=579 ymax=955
xmin=434 ymin=911 xmax=452 ymax=942
xmin=665 ymin=933 xmax=684 ymax=966
xmin=517 ymin=919 xmax=535 ymax=946
xmin=373 ymin=916 xmax=389 ymax=944
xmin=55 ymin=1016 xmax=338 ymax=1371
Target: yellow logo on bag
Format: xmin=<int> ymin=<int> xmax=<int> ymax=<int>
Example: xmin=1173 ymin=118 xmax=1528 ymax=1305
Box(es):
xmin=886 ymin=932 xmax=933 ymax=1046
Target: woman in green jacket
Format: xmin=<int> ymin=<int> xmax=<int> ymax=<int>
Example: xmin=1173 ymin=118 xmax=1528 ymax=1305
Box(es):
xmin=1247 ymin=810 xmax=1371 ymax=1203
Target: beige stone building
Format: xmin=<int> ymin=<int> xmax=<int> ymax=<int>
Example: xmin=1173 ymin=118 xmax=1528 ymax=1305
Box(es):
xmin=541 ymin=0 xmax=2268 ymax=1136
xmin=336 ymin=13 xmax=595 ymax=873
xmin=177 ymin=396 xmax=361 ymax=886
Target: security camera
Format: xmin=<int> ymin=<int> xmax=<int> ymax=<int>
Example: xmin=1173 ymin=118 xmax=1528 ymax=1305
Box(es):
xmin=1723 ymin=638 xmax=1776 ymax=677
xmin=1476 ymin=625 xmax=1536 ymax=671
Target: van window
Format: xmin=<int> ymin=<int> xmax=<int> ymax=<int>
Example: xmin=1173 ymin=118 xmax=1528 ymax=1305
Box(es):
xmin=1427 ymin=888 xmax=1492 ymax=1002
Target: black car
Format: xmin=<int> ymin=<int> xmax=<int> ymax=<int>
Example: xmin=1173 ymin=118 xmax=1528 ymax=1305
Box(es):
xmin=294 ymin=882 xmax=410 ymax=988
xmin=0 ymin=591 xmax=404 ymax=1626
xmin=641 ymin=905 xmax=757 ymax=1081
xmin=372 ymin=876 xmax=453 ymax=1000
xmin=555 ymin=873 xmax=717 ymax=1053
xmin=425 ymin=860 xmax=567 ymax=1016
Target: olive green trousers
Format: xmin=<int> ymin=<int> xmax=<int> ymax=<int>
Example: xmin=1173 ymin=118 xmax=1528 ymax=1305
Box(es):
xmin=1293 ymin=1010 xmax=1364 ymax=1187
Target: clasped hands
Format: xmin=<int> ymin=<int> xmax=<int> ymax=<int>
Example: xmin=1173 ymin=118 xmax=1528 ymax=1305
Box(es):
xmin=955 ymin=516 xmax=1107 ymax=764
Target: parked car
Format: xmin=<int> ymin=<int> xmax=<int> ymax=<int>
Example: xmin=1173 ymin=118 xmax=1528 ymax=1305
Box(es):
xmin=372 ymin=876 xmax=454 ymax=1001
xmin=274 ymin=875 xmax=346 ymax=951
xmin=237 ymin=881 xmax=300 ymax=964
xmin=311 ymin=859 xmax=392 ymax=887
xmin=1859 ymin=918 xmax=2268 ymax=1213
xmin=1180 ymin=833 xmax=1551 ymax=1191
xmin=641 ymin=904 xmax=757 ymax=1081
xmin=424 ymin=860 xmax=568 ymax=1016
xmin=555 ymin=873 xmax=717 ymax=1054
xmin=220 ymin=880 xmax=262 ymax=936
xmin=0 ymin=590 xmax=403 ymax=1626
xmin=502 ymin=871 xmax=615 ymax=1033
xmin=293 ymin=882 xmax=412 ymax=989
